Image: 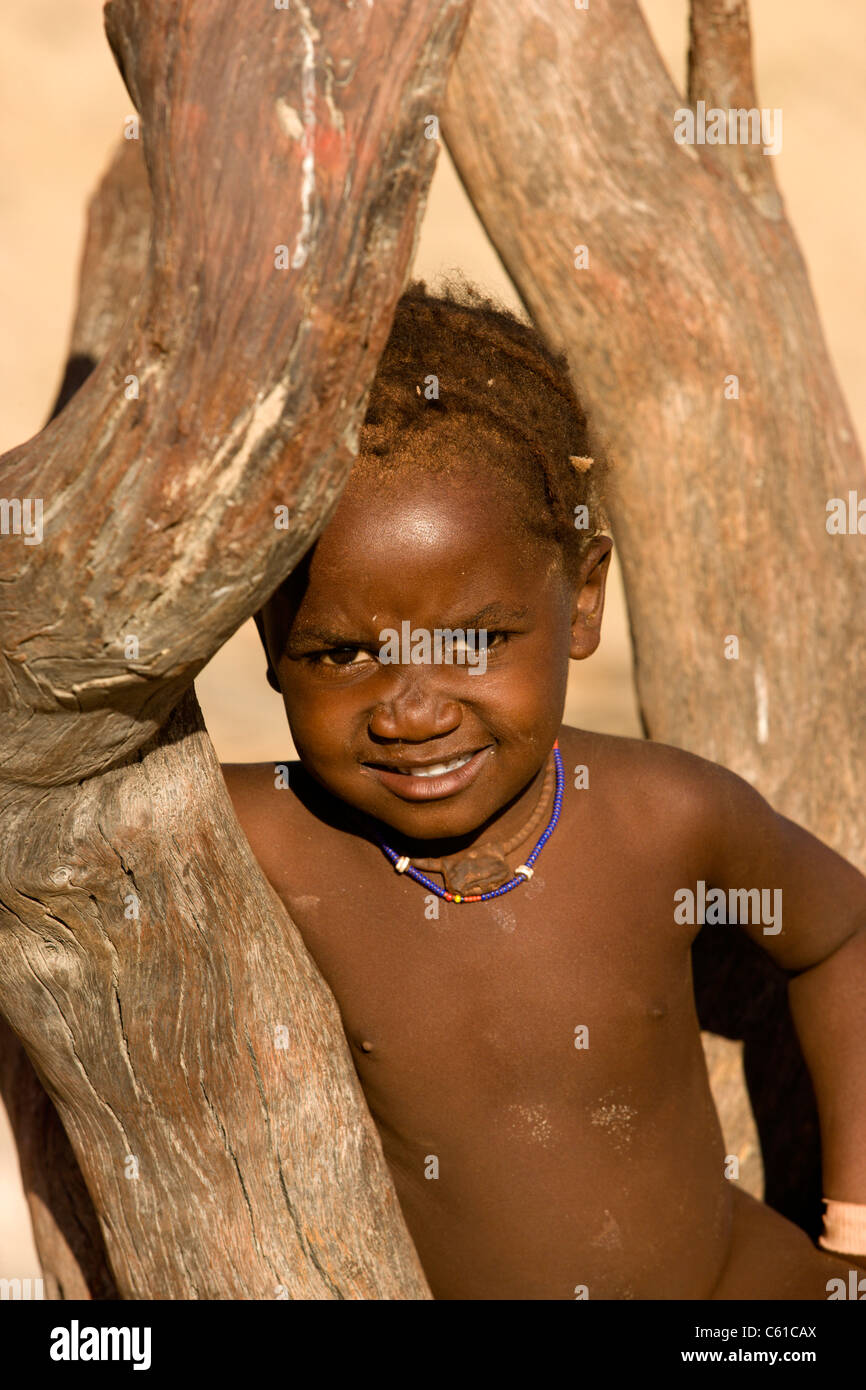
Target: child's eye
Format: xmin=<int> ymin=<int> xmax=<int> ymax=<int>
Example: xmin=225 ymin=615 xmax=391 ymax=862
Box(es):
xmin=309 ymin=631 xmax=511 ymax=669
xmin=441 ymin=631 xmax=510 ymax=659
xmin=443 ymin=631 xmax=511 ymax=663
xmin=317 ymin=646 xmax=375 ymax=668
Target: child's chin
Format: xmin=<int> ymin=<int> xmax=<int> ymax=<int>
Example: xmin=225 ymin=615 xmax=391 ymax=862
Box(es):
xmin=368 ymin=794 xmax=497 ymax=844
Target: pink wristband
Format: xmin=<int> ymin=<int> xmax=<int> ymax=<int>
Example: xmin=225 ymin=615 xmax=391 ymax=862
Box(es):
xmin=818 ymin=1199 xmax=866 ymax=1256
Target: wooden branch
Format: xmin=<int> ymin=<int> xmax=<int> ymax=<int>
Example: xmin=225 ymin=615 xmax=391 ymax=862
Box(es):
xmin=442 ymin=0 xmax=866 ymax=871
xmin=0 ymin=0 xmax=469 ymax=783
xmin=0 ymin=139 xmax=145 ymax=1301
xmin=687 ymin=0 xmax=781 ymax=214
xmin=0 ymin=0 xmax=474 ymax=1298
xmin=46 ymin=136 xmax=151 ymax=424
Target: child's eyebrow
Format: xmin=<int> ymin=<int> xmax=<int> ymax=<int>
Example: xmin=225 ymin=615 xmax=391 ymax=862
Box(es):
xmin=289 ymin=604 xmax=529 ymax=649
xmin=288 ymin=624 xmax=368 ymax=648
xmin=452 ymin=603 xmax=530 ymax=628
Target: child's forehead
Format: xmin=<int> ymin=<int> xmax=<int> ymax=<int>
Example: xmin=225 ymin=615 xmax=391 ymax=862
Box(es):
xmin=335 ymin=439 xmax=543 ymax=540
xmin=272 ymin=466 xmax=559 ymax=625
xmin=317 ymin=462 xmax=541 ymax=571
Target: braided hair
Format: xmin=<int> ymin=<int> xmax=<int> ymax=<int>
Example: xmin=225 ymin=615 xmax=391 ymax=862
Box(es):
xmin=354 ymin=272 xmax=610 ymax=577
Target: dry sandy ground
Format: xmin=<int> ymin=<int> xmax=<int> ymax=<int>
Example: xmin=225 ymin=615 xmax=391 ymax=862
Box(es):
xmin=0 ymin=0 xmax=863 ymax=1283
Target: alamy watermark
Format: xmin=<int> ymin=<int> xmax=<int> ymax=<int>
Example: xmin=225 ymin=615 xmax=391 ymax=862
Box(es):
xmin=0 ymin=1275 xmax=44 ymax=1299
xmin=674 ymin=879 xmax=782 ymax=935
xmin=49 ymin=1319 xmax=151 ymax=1370
xmin=377 ymin=622 xmax=488 ymax=675
xmin=0 ymin=497 xmax=43 ymax=544
xmin=674 ymin=101 xmax=782 ymax=156
xmin=827 ymin=1270 xmax=866 ymax=1300
xmin=826 ymin=491 xmax=866 ymax=534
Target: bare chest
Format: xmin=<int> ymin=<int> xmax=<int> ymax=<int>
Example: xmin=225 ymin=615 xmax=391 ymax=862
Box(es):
xmin=274 ymin=834 xmax=699 ymax=1128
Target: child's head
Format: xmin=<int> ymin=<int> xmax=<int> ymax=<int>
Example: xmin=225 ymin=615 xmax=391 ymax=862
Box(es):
xmin=256 ymin=276 xmax=612 ymax=842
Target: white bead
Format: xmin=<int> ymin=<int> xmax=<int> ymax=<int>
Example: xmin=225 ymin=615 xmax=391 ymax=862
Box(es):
xmin=515 ymin=864 xmax=533 ymax=880
xmin=395 ymin=856 xmax=411 ymax=873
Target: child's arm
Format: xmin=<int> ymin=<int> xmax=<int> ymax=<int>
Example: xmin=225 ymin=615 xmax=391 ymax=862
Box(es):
xmin=694 ymin=758 xmax=866 ymax=1264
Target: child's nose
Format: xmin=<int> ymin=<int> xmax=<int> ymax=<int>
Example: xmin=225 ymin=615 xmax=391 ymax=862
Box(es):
xmin=367 ymin=670 xmax=462 ymax=742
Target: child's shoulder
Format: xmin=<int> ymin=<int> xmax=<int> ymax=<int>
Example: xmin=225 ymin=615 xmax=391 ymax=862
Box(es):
xmin=558 ymin=725 xmax=765 ymax=855
xmin=220 ymin=757 xmax=296 ymax=811
xmin=221 ymin=735 xmax=768 ymax=884
xmin=560 ymin=723 xmax=741 ymax=791
xmin=220 ymin=757 xmax=309 ymax=882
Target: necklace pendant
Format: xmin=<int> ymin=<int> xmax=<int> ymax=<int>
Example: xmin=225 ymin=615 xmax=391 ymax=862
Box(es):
xmin=439 ymin=845 xmax=515 ymax=896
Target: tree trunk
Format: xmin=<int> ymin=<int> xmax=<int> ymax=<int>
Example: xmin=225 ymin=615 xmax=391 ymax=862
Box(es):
xmin=0 ymin=0 xmax=474 ymax=1299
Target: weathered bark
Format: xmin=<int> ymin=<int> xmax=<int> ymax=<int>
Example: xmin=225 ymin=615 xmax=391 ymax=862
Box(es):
xmin=0 ymin=135 xmax=151 ymax=1302
xmin=441 ymin=0 xmax=864 ymax=1230
xmin=0 ymin=0 xmax=475 ymax=1298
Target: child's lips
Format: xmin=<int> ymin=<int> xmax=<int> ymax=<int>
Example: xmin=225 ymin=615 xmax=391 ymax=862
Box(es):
xmin=362 ymin=746 xmax=493 ymax=801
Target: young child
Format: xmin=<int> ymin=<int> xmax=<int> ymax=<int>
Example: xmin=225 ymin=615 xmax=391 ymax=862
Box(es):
xmin=223 ymin=279 xmax=866 ymax=1300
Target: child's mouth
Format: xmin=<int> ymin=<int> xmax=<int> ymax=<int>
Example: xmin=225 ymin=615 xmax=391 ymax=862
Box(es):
xmin=362 ymin=746 xmax=492 ymax=801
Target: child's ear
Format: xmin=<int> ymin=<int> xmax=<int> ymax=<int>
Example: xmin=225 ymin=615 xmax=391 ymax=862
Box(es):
xmin=569 ymin=537 xmax=612 ymax=661
xmin=253 ymin=610 xmax=282 ymax=693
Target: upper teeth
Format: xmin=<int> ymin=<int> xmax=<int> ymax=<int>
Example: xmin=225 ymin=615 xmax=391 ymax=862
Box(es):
xmin=401 ymin=753 xmax=474 ymax=777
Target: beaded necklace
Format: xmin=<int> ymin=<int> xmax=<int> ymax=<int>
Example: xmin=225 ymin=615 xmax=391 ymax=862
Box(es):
xmin=374 ymin=739 xmax=564 ymax=904
xmin=410 ymin=752 xmax=555 ymax=894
